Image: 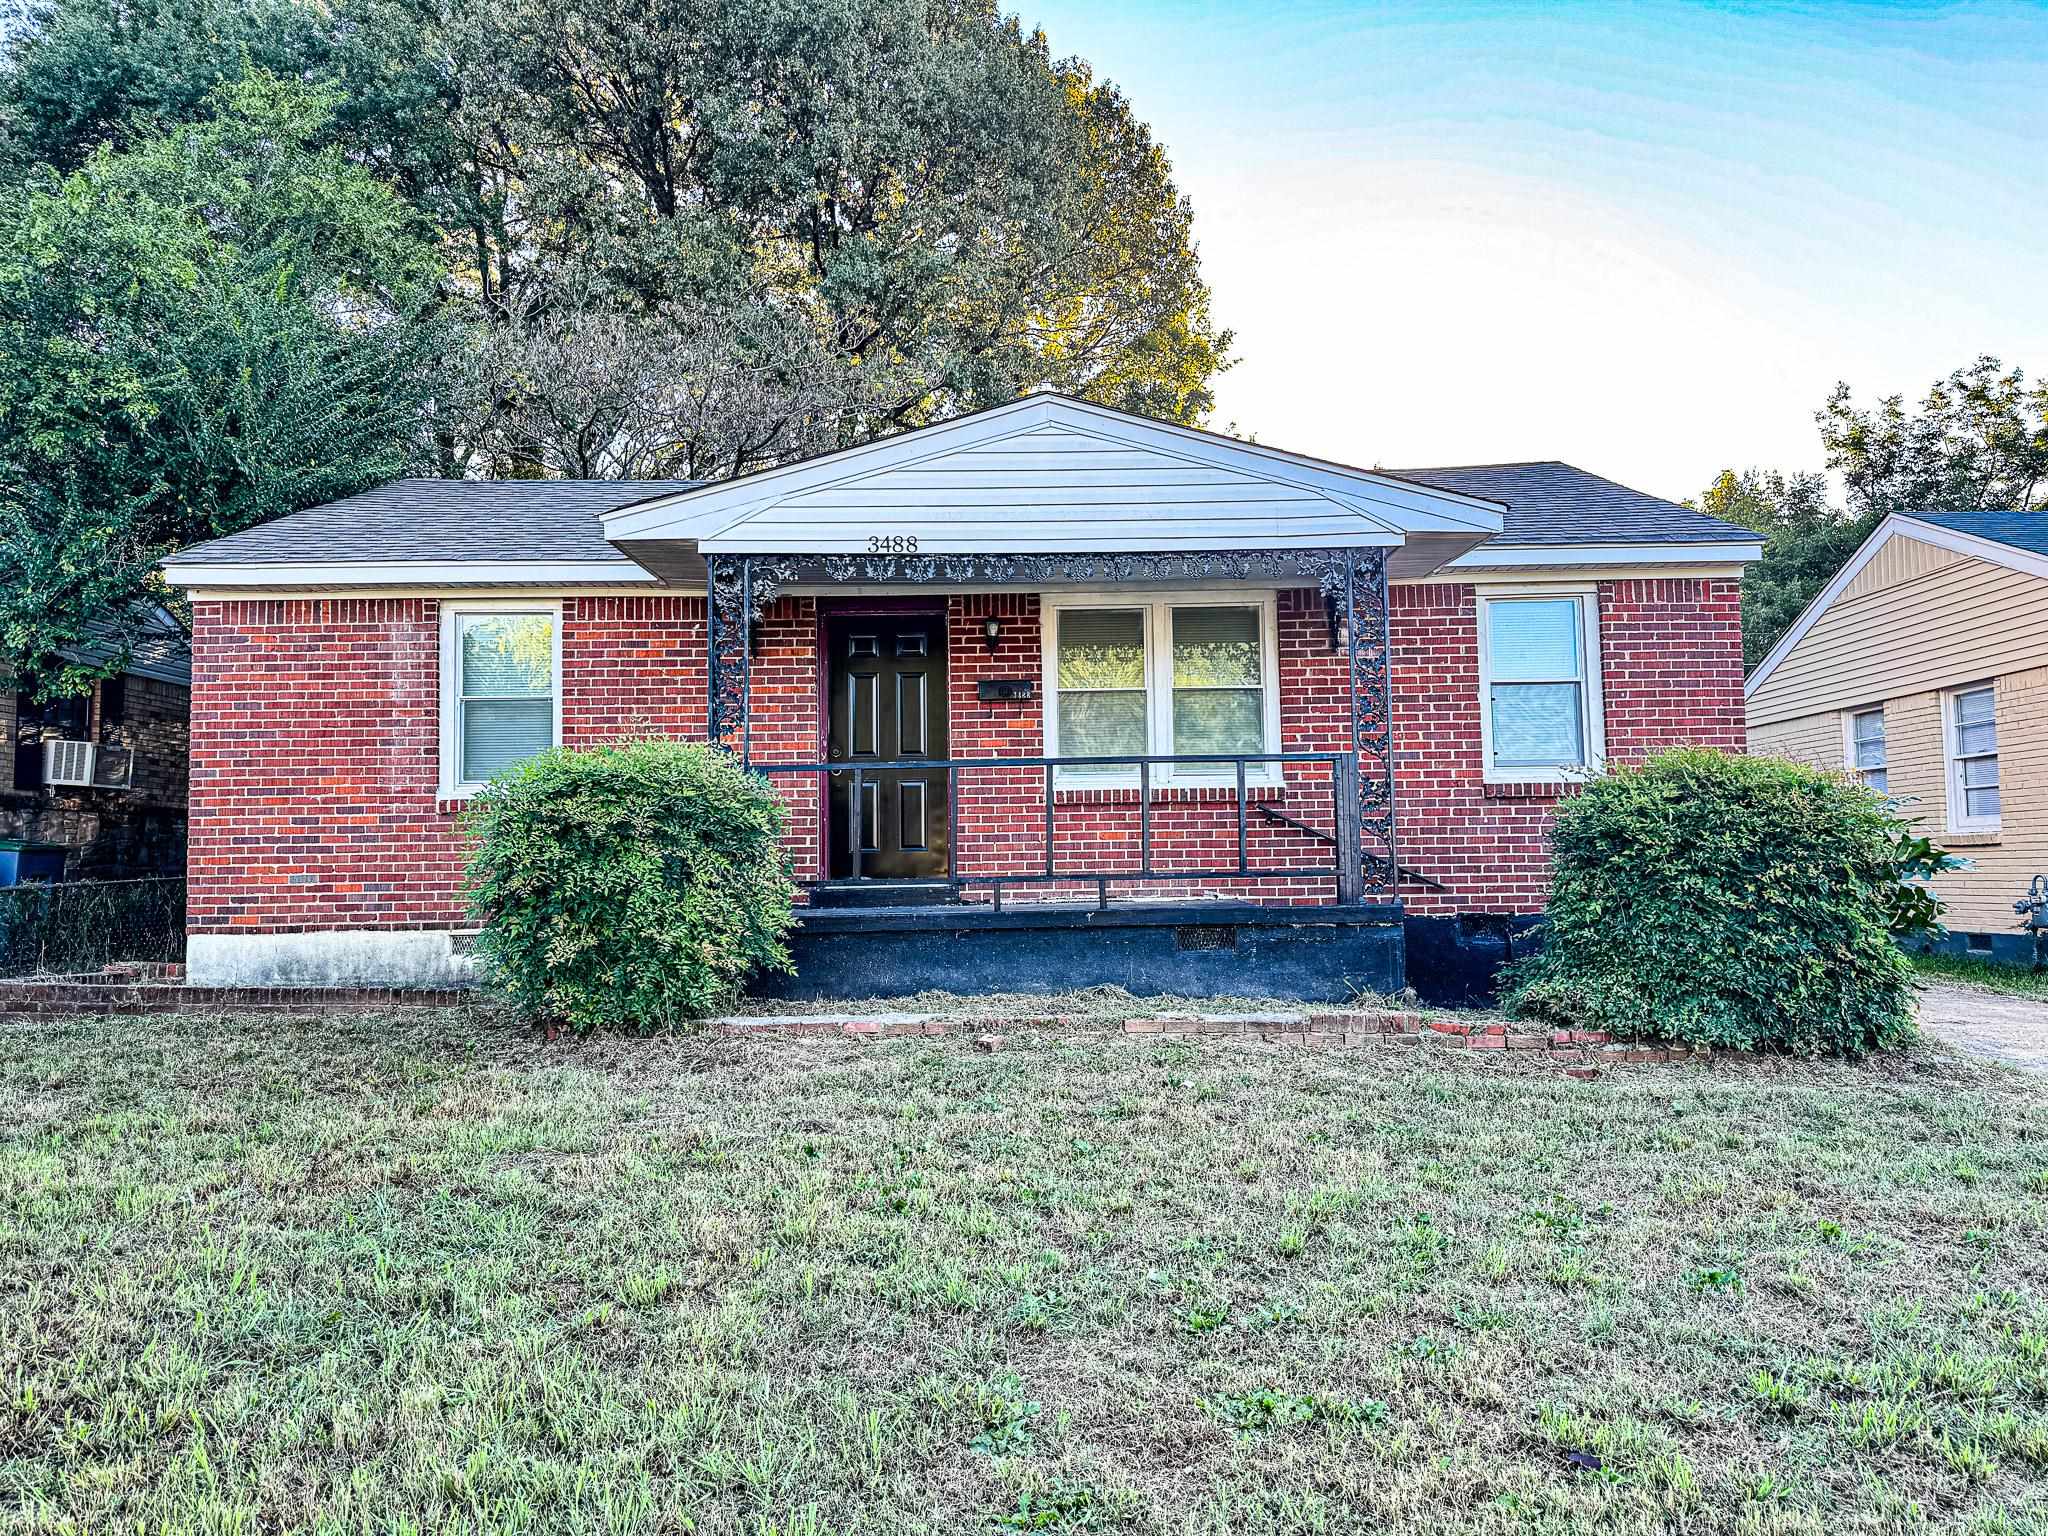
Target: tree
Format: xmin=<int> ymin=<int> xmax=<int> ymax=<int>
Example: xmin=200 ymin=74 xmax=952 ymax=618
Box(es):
xmin=6 ymin=0 xmax=1233 ymax=467
xmin=0 ymin=73 xmax=454 ymax=695
xmin=1697 ymin=469 xmax=1872 ymax=671
xmin=1819 ymin=356 xmax=2047 ymax=520
xmin=0 ymin=0 xmax=1234 ymax=679
xmin=1701 ymin=357 xmax=2046 ymax=670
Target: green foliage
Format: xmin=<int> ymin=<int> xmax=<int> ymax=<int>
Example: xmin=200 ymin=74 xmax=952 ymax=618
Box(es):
xmin=1819 ymin=356 xmax=2047 ymax=521
xmin=1699 ymin=356 xmax=2047 ymax=672
xmin=0 ymin=71 xmax=452 ymax=695
xmin=1881 ymin=825 xmax=1968 ymax=941
xmin=462 ymin=738 xmax=796 ymax=1033
xmin=1503 ymin=749 xmax=1917 ymax=1057
xmin=1696 ymin=469 xmax=1875 ymax=671
xmin=2 ymin=0 xmax=1232 ymax=671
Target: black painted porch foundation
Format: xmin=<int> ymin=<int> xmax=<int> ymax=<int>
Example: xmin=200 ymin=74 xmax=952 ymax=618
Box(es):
xmin=756 ymin=900 xmax=1406 ymax=1004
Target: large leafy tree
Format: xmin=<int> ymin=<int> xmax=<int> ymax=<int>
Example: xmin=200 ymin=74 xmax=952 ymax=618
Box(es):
xmin=0 ymin=73 xmax=452 ymax=695
xmin=1818 ymin=355 xmax=2047 ymax=520
xmin=1 ymin=0 xmax=1234 ymax=679
xmin=1701 ymin=357 xmax=2047 ymax=670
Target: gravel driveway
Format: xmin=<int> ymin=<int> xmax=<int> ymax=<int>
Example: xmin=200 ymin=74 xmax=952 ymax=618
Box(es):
xmin=1917 ymin=983 xmax=2048 ymax=1072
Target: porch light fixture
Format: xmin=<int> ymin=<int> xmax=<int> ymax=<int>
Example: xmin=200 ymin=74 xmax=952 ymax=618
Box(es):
xmin=1324 ymin=591 xmax=1349 ymax=655
xmin=982 ymin=615 xmax=1002 ymax=652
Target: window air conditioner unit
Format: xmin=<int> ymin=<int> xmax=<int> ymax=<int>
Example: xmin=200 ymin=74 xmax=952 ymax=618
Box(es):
xmin=42 ymin=739 xmax=96 ymax=787
xmin=92 ymin=746 xmax=135 ymax=790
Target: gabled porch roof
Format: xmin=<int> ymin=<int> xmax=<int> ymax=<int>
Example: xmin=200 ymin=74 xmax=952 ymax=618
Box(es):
xmin=602 ymin=394 xmax=1506 ymax=582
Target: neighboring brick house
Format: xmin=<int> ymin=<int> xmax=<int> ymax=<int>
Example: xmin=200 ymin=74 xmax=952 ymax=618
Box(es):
xmin=162 ymin=395 xmax=1757 ymax=999
xmin=1747 ymin=511 xmax=2048 ymax=962
xmin=2 ymin=616 xmax=191 ymax=878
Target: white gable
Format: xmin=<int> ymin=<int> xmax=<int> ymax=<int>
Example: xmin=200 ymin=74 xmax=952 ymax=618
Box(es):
xmin=603 ymin=396 xmax=1504 ymax=565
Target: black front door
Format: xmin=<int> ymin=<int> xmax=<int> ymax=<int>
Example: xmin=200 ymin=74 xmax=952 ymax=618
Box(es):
xmin=827 ymin=614 xmax=949 ymax=879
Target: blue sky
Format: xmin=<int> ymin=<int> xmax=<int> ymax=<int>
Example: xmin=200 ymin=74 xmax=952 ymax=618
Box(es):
xmin=1022 ymin=0 xmax=2047 ymax=502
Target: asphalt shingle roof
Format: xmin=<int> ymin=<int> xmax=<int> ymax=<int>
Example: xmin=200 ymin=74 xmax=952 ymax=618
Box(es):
xmin=1913 ymin=511 xmax=2048 ymax=558
xmin=161 ymin=479 xmax=700 ymax=567
xmin=1385 ymin=461 xmax=1754 ymax=546
xmin=162 ymin=462 xmax=1757 ymax=569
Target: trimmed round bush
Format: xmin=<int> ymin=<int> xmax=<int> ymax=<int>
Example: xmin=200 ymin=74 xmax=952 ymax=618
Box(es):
xmin=1503 ymin=748 xmax=1916 ymax=1056
xmin=463 ymin=738 xmax=796 ymax=1033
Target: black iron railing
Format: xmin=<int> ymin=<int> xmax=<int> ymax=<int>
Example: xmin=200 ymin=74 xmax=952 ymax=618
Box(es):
xmin=752 ymin=751 xmax=1376 ymax=909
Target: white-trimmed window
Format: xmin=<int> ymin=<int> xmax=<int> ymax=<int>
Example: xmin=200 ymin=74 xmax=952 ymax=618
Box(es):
xmin=1847 ymin=707 xmax=1888 ymax=793
xmin=1042 ymin=593 xmax=1280 ymax=785
xmin=1945 ymin=684 xmax=2000 ymax=831
xmin=440 ymin=603 xmax=562 ymax=797
xmin=1476 ymin=590 xmax=1604 ymax=782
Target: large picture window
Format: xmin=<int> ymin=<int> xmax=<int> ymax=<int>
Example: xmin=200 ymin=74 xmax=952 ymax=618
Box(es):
xmin=1477 ymin=591 xmax=1604 ymax=781
xmin=1045 ymin=595 xmax=1279 ymax=784
xmin=441 ymin=605 xmax=560 ymax=796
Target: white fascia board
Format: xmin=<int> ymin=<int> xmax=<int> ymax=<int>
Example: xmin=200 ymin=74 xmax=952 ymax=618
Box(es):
xmin=1447 ymin=540 xmax=1763 ymax=570
xmin=696 ymin=528 xmax=1407 ymax=555
xmin=1743 ymin=513 xmax=2048 ymax=698
xmin=160 ymin=559 xmax=661 ymax=589
xmin=601 ymin=395 xmax=1508 ymax=545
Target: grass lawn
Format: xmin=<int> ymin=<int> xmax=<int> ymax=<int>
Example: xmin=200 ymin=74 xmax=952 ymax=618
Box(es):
xmin=5 ymin=1013 xmax=2048 ymax=1533
xmin=1918 ymin=952 xmax=2048 ymax=1001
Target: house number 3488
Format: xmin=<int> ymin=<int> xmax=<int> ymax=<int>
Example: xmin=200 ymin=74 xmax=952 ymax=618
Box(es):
xmin=866 ymin=534 xmax=919 ymax=553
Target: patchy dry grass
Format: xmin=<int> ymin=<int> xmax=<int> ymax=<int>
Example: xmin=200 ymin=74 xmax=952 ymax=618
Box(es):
xmin=3 ymin=1013 xmax=2048 ymax=1533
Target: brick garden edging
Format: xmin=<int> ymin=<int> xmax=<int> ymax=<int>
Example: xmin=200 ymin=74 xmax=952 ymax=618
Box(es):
xmin=0 ymin=967 xmax=1746 ymax=1072
xmin=0 ymin=963 xmax=476 ymax=1017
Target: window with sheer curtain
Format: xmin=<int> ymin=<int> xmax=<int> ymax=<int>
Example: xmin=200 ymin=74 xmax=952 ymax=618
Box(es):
xmin=1048 ymin=598 xmax=1274 ymax=782
xmin=443 ymin=609 xmax=558 ymax=792
xmin=1480 ymin=594 xmax=1599 ymax=778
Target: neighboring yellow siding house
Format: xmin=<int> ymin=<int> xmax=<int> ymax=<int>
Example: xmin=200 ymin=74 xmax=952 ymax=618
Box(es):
xmin=1746 ymin=512 xmax=2048 ymax=952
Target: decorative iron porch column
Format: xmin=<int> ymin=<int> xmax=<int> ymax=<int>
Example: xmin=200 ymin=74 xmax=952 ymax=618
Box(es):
xmin=707 ymin=546 xmax=1398 ymax=895
xmin=1324 ymin=547 xmax=1397 ymax=898
xmin=705 ymin=553 xmax=798 ymax=762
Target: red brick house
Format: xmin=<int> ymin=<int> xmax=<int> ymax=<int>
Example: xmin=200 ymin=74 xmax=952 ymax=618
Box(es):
xmin=161 ymin=396 xmax=1756 ymax=1000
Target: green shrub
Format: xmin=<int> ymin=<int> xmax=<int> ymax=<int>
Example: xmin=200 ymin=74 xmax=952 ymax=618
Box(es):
xmin=1502 ymin=748 xmax=1916 ymax=1056
xmin=463 ymin=738 xmax=796 ymax=1032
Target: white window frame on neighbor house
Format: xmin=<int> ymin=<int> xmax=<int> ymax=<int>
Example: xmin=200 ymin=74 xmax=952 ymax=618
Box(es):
xmin=1943 ymin=682 xmax=2001 ymax=834
xmin=1844 ymin=706 xmax=1888 ymax=794
xmin=1474 ymin=586 xmax=1606 ymax=785
xmin=438 ymin=600 xmax=564 ymax=799
xmin=1039 ymin=589 xmax=1283 ymax=790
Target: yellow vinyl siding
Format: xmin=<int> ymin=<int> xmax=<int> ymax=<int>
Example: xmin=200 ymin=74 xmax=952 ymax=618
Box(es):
xmin=1840 ymin=534 xmax=1970 ymax=602
xmin=1750 ymin=669 xmax=2048 ymax=933
xmin=1747 ymin=545 xmax=2048 ymax=727
xmin=1748 ymin=711 xmax=1844 ymax=771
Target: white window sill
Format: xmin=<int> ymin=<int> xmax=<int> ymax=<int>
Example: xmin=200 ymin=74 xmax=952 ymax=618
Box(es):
xmin=1482 ymin=768 xmax=1593 ymax=787
xmin=1945 ymin=827 xmax=2002 ymax=846
xmin=1051 ymin=772 xmax=1288 ymax=797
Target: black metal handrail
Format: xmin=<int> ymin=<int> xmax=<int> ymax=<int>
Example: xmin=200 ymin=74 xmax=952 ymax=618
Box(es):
xmin=751 ymin=751 xmax=1373 ymax=908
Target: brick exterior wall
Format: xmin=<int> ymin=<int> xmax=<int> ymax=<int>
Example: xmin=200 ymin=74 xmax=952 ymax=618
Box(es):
xmin=1393 ymin=577 xmax=1746 ymax=916
xmin=186 ymin=575 xmax=1744 ymax=935
xmin=0 ymin=670 xmax=190 ymax=877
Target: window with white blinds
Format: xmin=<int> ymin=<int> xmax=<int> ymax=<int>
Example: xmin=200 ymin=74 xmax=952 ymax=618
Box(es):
xmin=441 ymin=607 xmax=559 ymax=795
xmin=1945 ymin=685 xmax=2000 ymax=830
xmin=1849 ymin=708 xmax=1887 ymax=794
xmin=1478 ymin=592 xmax=1603 ymax=780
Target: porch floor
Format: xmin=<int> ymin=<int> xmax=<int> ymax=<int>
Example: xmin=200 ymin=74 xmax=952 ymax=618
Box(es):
xmin=766 ymin=896 xmax=1406 ymax=1004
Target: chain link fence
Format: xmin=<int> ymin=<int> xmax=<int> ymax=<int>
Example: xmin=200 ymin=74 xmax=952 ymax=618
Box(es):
xmin=0 ymin=877 xmax=185 ymax=978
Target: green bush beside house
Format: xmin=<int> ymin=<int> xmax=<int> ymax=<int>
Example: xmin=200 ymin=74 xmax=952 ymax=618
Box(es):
xmin=462 ymin=739 xmax=796 ymax=1034
xmin=1505 ymin=748 xmax=1919 ymax=1057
